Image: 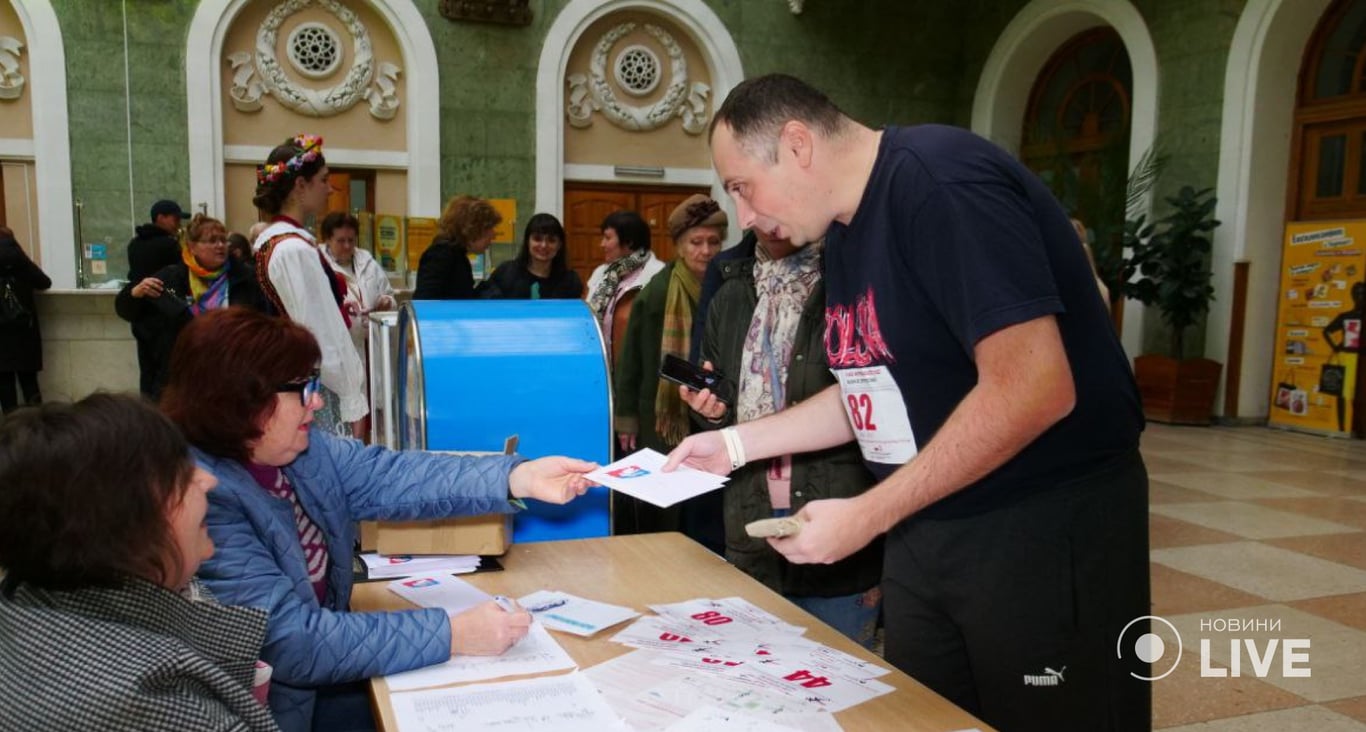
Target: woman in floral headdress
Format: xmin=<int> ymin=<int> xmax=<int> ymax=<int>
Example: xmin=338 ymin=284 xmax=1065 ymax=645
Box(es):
xmin=252 ymin=134 xmax=368 ymax=439
xmin=115 ymin=213 xmax=265 ymax=397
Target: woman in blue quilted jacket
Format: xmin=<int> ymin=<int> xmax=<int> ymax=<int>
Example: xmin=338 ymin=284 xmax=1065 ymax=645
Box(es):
xmin=160 ymin=308 xmax=596 ymax=732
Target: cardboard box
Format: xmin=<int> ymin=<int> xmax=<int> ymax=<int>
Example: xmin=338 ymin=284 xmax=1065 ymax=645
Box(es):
xmin=359 ymin=437 xmax=518 ymax=556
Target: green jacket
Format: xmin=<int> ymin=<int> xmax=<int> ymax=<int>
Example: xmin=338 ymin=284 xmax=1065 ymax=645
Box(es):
xmin=614 ymin=260 xmax=683 ymax=454
xmin=698 ymin=255 xmax=882 ymax=597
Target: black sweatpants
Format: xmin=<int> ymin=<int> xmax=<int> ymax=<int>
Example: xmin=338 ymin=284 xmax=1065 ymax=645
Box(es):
xmin=883 ymin=450 xmax=1151 ymax=732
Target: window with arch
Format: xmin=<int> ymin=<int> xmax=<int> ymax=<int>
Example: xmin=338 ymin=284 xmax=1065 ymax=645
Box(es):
xmin=1294 ymin=0 xmax=1366 ymax=219
xmin=1021 ymin=27 xmax=1133 ymax=308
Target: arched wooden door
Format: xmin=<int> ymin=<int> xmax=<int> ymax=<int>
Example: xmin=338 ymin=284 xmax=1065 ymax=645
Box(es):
xmin=1021 ymin=28 xmax=1132 ymax=321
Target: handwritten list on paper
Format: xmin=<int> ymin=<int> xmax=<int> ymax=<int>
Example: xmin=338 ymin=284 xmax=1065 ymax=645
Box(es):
xmin=389 ymin=672 xmax=629 ymax=731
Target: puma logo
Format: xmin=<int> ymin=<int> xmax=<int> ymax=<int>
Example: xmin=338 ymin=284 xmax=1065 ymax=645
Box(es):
xmin=1023 ymin=666 xmax=1066 ymax=686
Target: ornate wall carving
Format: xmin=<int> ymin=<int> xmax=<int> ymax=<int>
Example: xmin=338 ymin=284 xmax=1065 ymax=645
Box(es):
xmin=225 ymin=0 xmax=401 ymax=119
xmin=566 ymin=21 xmax=710 ymax=135
xmin=0 ymin=36 xmax=25 ymax=100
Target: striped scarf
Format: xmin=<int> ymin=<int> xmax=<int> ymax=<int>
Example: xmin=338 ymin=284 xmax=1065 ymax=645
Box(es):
xmin=653 ymin=263 xmax=700 ymax=445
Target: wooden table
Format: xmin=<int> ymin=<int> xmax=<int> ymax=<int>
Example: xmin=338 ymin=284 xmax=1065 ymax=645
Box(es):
xmin=351 ymin=533 xmax=992 ymax=731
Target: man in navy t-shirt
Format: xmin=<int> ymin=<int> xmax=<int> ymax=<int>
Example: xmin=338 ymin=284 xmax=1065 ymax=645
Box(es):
xmin=667 ymin=74 xmax=1150 ymax=731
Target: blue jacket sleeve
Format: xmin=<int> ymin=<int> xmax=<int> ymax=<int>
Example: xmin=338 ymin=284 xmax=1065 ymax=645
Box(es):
xmin=199 ymin=482 xmax=453 ymax=686
xmin=311 ymin=431 xmax=524 ymax=521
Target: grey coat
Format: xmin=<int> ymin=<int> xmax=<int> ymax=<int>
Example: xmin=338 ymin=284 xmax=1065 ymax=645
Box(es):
xmin=0 ymin=578 xmax=279 ymax=731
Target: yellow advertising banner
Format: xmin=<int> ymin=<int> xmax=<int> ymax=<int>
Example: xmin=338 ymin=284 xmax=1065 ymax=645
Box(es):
xmin=356 ymin=211 xmax=375 ymax=255
xmin=405 ymin=217 xmax=439 ymax=272
xmin=1268 ymin=221 xmax=1366 ymax=435
xmin=375 ymin=215 xmax=403 ymax=273
xmin=489 ymin=198 xmax=517 ymax=244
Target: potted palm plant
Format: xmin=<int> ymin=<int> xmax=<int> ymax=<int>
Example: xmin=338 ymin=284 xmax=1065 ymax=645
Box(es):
xmin=1126 ymin=185 xmax=1222 ymax=424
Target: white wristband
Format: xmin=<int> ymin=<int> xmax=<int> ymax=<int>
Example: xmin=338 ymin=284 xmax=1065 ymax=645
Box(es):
xmin=720 ymin=427 xmax=747 ymax=471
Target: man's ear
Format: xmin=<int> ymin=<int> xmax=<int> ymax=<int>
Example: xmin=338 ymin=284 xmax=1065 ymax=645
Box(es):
xmin=779 ymin=120 xmax=814 ymax=169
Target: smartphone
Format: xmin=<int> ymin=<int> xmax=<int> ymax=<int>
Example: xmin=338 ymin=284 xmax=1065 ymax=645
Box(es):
xmin=659 ymin=353 xmax=725 ymax=393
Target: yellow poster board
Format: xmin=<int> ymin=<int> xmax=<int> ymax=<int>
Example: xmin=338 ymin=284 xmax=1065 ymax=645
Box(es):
xmin=405 ymin=217 xmax=439 ymax=272
xmin=375 ymin=214 xmax=403 ymax=273
xmin=1268 ymin=221 xmax=1366 ymax=435
xmin=357 ymin=211 xmax=375 ymax=255
xmin=489 ymin=198 xmax=517 ymax=244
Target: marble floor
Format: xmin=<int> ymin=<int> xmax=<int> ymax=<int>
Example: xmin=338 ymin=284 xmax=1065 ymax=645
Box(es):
xmin=1143 ymin=424 xmax=1366 ymax=730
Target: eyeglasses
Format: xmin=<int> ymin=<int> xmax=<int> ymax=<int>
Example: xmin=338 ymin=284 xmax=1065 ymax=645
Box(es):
xmin=276 ymin=372 xmax=321 ymax=407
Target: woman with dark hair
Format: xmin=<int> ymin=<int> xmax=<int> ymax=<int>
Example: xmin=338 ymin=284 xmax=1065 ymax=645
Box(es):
xmin=585 ymin=210 xmax=664 ymax=363
xmin=251 ymin=134 xmax=367 ymax=439
xmin=320 ymin=211 xmax=394 ymax=361
xmin=115 ymin=213 xmax=265 ymax=397
xmin=0 ymin=228 xmax=50 ymax=412
xmin=228 ymin=232 xmax=254 ymax=265
xmin=0 ymin=394 xmax=278 ymax=731
xmin=478 ymin=213 xmax=583 ymax=299
xmin=162 ymin=307 xmax=596 ymax=732
xmin=412 ymin=194 xmax=503 ymax=300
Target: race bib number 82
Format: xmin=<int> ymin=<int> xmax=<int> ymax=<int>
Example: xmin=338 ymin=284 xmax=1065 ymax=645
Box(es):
xmin=834 ymin=365 xmax=917 ymax=465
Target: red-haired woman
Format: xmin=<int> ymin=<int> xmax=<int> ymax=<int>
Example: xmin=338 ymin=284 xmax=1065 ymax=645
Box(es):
xmin=116 ymin=213 xmax=264 ymax=397
xmin=0 ymin=394 xmax=278 ymax=731
xmin=161 ymin=308 xmax=595 ymax=732
xmin=252 ymin=135 xmax=366 ymax=439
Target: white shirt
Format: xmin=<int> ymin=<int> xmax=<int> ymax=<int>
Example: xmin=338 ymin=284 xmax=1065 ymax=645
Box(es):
xmin=323 ymin=246 xmax=396 ymax=360
xmin=255 ymin=221 xmax=369 ymax=422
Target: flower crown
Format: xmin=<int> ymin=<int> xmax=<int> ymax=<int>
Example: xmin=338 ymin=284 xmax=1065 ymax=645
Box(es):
xmin=256 ymin=134 xmax=324 ymax=187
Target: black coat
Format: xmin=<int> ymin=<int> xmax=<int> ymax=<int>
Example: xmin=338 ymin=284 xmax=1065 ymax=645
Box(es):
xmin=115 ymin=259 xmax=265 ymax=395
xmin=412 ymin=238 xmax=475 ymax=300
xmin=126 ymin=224 xmax=180 ymax=283
xmin=0 ymin=239 xmax=51 ymax=372
xmin=478 ymin=261 xmax=584 ymax=300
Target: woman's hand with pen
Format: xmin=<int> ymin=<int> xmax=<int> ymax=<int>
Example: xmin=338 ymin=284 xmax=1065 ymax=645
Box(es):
xmin=448 ymin=598 xmax=531 ymax=656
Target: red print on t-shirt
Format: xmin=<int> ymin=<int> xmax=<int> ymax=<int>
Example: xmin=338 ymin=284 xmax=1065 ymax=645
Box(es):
xmin=825 ymin=287 xmax=896 ymax=368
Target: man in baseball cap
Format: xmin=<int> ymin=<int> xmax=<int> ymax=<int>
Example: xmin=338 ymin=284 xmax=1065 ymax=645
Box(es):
xmin=124 ymin=199 xmax=190 ymax=396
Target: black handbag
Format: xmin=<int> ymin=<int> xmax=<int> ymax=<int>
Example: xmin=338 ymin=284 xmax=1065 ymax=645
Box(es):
xmin=1320 ymin=353 xmax=1347 ymax=397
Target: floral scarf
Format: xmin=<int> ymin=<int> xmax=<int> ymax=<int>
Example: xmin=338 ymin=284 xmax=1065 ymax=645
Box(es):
xmin=182 ymin=245 xmax=230 ymax=316
xmin=654 ymin=262 xmax=701 ymax=445
xmin=737 ymin=240 xmax=823 ymax=424
xmin=588 ymin=248 xmax=650 ymax=321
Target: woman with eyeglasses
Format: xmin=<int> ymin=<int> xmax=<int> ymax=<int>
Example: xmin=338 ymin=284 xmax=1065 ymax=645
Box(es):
xmin=160 ymin=307 xmax=597 ymax=732
xmin=116 ymin=213 xmax=266 ymax=397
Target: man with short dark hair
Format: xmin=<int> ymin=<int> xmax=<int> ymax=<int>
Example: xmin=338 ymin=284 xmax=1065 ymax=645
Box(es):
xmin=667 ymin=74 xmax=1150 ymax=731
xmin=126 ymin=199 xmax=189 ymax=396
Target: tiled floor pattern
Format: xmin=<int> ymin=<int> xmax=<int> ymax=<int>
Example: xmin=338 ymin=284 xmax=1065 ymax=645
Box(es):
xmin=1144 ymin=424 xmax=1366 ymax=730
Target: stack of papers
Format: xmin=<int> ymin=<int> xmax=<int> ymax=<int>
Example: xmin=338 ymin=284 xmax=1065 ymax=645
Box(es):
xmin=585 ymin=597 xmax=895 ymax=728
xmin=361 ymin=553 xmax=480 ymax=579
xmin=517 ymin=590 xmax=640 ymax=637
xmin=586 ymin=449 xmax=727 ymax=508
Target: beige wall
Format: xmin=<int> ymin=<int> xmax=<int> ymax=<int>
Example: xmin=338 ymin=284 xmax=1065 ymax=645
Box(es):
xmin=375 ymin=169 xmax=407 ymax=220
xmin=224 ymin=163 xmax=262 ymax=237
xmin=3 ymin=161 xmax=39 ymax=253
xmin=222 ymin=0 xmax=405 ymax=151
xmin=35 ymin=293 xmax=140 ymax=402
xmin=0 ymin=0 xmax=33 ymax=141
xmin=564 ymin=11 xmax=712 ymax=169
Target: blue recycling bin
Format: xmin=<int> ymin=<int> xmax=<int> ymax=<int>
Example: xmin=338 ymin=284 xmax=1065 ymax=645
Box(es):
xmin=396 ymin=299 xmax=612 ymax=542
